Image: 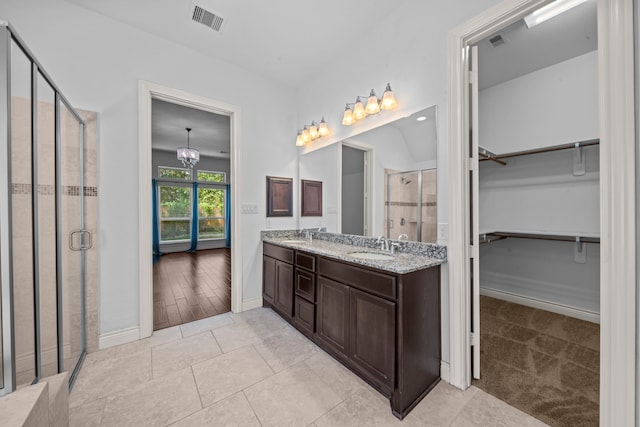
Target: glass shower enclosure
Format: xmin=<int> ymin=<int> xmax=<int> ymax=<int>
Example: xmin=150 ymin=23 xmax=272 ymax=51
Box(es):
xmin=385 ymin=169 xmax=437 ymax=242
xmin=0 ymin=23 xmax=89 ymax=395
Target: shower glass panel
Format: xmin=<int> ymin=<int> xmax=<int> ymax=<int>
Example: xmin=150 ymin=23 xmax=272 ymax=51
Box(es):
xmin=37 ymin=72 xmax=58 ymax=378
xmin=386 ymin=169 xmax=437 ymax=242
xmin=11 ymin=39 xmax=36 ymax=388
xmin=421 ymin=169 xmax=437 ymax=242
xmin=59 ymin=100 xmax=85 ymax=381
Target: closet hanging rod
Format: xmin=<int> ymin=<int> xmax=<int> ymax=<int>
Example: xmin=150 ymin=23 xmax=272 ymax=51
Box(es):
xmin=479 ymin=138 xmax=599 ymax=162
xmin=478 ymin=146 xmax=507 ymax=165
xmin=481 ymin=231 xmax=600 ymax=244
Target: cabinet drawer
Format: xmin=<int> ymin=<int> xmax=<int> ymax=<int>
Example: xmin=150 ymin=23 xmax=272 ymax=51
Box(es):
xmin=296 ymin=251 xmax=316 ymax=271
xmin=295 ymin=268 xmax=316 ymax=302
xmin=317 ymin=258 xmax=396 ymax=301
xmin=294 ymin=296 xmax=315 ymax=334
xmin=263 ymin=242 xmax=294 ymax=264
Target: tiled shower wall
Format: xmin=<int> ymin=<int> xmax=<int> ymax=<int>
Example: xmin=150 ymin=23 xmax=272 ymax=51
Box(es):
xmin=10 ymin=95 xmax=98 ymax=386
xmin=384 ymin=169 xmax=437 ymax=242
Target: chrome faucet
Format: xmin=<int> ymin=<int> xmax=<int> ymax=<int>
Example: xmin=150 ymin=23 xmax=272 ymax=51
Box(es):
xmin=376 ymin=235 xmax=389 ymax=251
xmin=398 ymin=233 xmax=409 ymax=241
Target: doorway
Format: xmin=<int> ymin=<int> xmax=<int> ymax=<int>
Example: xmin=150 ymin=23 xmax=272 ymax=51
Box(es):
xmin=151 ymin=99 xmax=232 ymax=330
xmin=138 ymin=81 xmax=243 ymax=339
xmin=447 ymin=0 xmax=635 ymax=425
xmin=341 ymin=144 xmax=371 ymax=235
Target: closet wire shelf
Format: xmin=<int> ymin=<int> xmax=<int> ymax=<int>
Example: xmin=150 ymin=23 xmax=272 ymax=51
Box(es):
xmin=479 ymin=232 xmax=600 ymax=245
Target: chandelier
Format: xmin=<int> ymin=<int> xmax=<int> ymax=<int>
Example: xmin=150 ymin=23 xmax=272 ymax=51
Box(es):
xmin=176 ymin=127 xmax=199 ymax=168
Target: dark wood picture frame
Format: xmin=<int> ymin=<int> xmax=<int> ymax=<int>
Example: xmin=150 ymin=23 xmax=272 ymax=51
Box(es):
xmin=266 ymin=176 xmax=293 ymax=217
xmin=301 ymin=179 xmax=323 ymax=217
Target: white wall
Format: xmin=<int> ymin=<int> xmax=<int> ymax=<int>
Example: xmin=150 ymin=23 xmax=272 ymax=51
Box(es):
xmin=0 ymin=0 xmax=299 ymax=334
xmin=478 ymin=50 xmax=600 ymax=315
xmin=479 ymin=51 xmax=598 ymax=153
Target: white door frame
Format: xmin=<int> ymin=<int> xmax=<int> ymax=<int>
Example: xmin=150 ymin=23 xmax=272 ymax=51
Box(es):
xmin=138 ymin=80 xmax=243 ymax=339
xmin=447 ymin=0 xmax=636 ymax=426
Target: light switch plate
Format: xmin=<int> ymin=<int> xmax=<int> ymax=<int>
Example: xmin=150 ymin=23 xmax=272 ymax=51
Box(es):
xmin=241 ymin=203 xmax=258 ymax=214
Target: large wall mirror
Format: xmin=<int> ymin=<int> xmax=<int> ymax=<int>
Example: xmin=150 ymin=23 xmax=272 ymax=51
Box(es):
xmin=299 ymin=105 xmax=437 ymax=243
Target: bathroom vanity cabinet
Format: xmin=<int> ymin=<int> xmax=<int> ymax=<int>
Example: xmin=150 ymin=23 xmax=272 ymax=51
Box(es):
xmin=262 ymin=241 xmax=441 ymax=419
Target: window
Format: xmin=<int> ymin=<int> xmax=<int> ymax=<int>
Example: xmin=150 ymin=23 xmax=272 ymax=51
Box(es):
xmin=198 ymin=186 xmax=225 ymax=239
xmin=156 ymin=168 xmax=227 ymax=242
xmin=158 ymin=166 xmax=191 ymax=180
xmin=159 ymin=185 xmax=191 ymax=242
xmin=197 ymin=170 xmax=226 ymax=182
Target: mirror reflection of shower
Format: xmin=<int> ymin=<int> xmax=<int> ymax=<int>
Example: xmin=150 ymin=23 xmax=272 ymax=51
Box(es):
xmin=385 ymin=168 xmax=437 ymax=242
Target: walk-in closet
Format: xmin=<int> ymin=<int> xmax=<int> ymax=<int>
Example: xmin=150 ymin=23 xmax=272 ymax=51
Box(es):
xmin=470 ymin=1 xmax=600 ymax=426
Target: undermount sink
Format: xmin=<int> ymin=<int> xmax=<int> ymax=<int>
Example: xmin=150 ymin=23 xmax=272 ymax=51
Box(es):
xmin=281 ymin=239 xmax=308 ymax=244
xmin=348 ymin=251 xmax=395 ymax=261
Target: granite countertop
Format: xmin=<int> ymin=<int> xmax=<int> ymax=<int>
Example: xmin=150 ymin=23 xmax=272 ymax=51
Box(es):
xmin=262 ymin=230 xmax=446 ymax=275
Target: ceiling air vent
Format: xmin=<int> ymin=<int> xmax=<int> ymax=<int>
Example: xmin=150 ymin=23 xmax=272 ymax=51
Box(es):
xmin=191 ymin=4 xmax=225 ymax=32
xmin=489 ymin=34 xmax=506 ymax=47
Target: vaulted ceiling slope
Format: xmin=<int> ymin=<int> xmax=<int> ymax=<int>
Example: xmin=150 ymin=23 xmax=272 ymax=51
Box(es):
xmin=65 ymin=0 xmax=411 ymax=89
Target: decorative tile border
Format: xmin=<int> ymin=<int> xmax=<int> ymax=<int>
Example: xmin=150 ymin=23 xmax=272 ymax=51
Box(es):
xmin=385 ymin=201 xmax=437 ymax=207
xmin=11 ymin=183 xmax=98 ymax=197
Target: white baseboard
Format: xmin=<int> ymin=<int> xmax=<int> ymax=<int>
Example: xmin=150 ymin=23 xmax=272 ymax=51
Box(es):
xmin=99 ymin=326 xmax=140 ymax=350
xmin=440 ymin=361 xmax=450 ymax=383
xmin=480 ymin=287 xmax=600 ymax=324
xmin=242 ymin=297 xmax=263 ymax=311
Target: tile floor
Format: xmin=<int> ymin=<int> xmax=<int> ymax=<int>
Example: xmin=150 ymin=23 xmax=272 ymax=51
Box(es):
xmin=69 ymin=308 xmax=549 ymax=426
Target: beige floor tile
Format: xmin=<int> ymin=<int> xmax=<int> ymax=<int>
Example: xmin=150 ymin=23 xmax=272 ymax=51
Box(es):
xmin=314 ymin=386 xmax=423 ymax=427
xmin=192 ymin=345 xmax=274 ymax=407
xmin=211 ymin=321 xmax=266 ymax=354
xmin=143 ymin=325 xmax=183 ymax=348
xmin=69 ymin=349 xmax=152 ymax=408
xmin=171 ymin=391 xmax=261 ymax=427
xmin=411 ymin=382 xmax=479 ymax=426
xmin=69 ymin=397 xmax=107 ymax=427
xmin=244 ymin=362 xmax=342 ymax=427
xmin=303 ymin=351 xmax=369 ymax=400
xmin=451 ymin=389 xmax=549 ymax=427
xmin=180 ymin=313 xmax=233 ymax=338
xmin=152 ymin=331 xmax=222 ymax=378
xmin=101 ymin=368 xmax=201 ymax=427
xmin=253 ymin=327 xmax=319 ymax=373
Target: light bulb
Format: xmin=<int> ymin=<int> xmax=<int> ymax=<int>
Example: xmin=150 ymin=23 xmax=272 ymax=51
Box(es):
xmin=366 ymin=90 xmax=380 ymax=115
xmin=302 ymin=127 xmax=311 ymax=143
xmin=342 ymin=106 xmax=355 ymax=126
xmin=318 ymin=118 xmax=329 ymax=136
xmin=296 ymin=132 xmax=305 ymax=146
xmin=380 ymin=83 xmax=397 ymax=110
xmin=353 ymin=97 xmax=366 ymax=120
xmin=309 ymin=122 xmax=319 ymax=139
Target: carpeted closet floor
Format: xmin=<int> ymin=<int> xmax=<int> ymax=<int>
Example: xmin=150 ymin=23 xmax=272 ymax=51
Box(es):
xmin=473 ymin=296 xmax=599 ymax=427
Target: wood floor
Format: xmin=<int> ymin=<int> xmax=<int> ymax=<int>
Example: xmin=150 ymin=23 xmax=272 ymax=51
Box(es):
xmin=153 ymin=248 xmax=231 ymax=331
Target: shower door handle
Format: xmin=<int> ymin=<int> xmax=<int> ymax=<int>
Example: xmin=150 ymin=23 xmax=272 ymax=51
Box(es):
xmin=69 ymin=230 xmax=93 ymax=251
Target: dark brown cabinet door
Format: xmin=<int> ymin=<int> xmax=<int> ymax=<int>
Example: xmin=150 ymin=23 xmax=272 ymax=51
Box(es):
xmin=349 ymin=287 xmax=395 ymax=389
xmin=273 ymin=260 xmax=294 ymax=317
xmin=317 ymin=277 xmax=350 ymax=355
xmin=263 ymin=256 xmax=276 ymax=304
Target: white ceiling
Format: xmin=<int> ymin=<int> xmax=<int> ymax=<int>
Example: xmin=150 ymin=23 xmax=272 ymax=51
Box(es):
xmin=477 ymin=0 xmax=597 ymax=90
xmin=152 ymin=99 xmax=230 ymax=158
xmin=390 ymin=106 xmax=437 ymax=163
xmin=65 ymin=0 xmax=410 ymax=88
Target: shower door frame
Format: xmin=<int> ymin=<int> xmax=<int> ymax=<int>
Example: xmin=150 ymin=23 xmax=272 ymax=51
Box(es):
xmin=0 ymin=22 xmax=88 ymax=396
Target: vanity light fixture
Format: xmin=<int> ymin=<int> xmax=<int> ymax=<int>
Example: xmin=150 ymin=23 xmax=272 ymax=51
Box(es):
xmin=296 ymin=117 xmax=331 ymax=146
xmin=524 ymin=0 xmax=588 ymax=28
xmin=176 ymin=127 xmax=200 ymax=168
xmin=342 ymin=83 xmax=397 ymax=126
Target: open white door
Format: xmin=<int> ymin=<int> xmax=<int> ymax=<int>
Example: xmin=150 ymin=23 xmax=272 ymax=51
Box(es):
xmin=469 ymin=45 xmax=480 ymax=380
